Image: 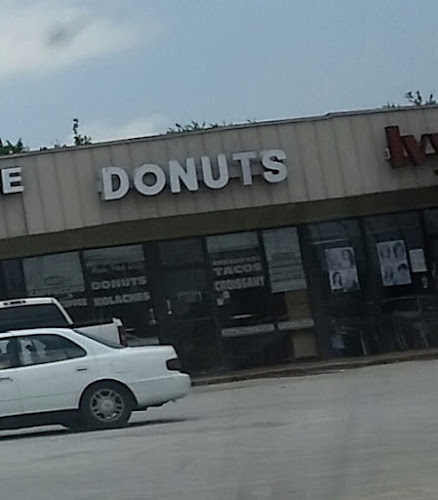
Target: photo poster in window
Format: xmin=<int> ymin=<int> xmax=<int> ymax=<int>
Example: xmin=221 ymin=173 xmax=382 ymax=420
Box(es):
xmin=22 ymin=252 xmax=87 ymax=308
xmin=325 ymin=247 xmax=359 ymax=293
xmin=409 ymin=249 xmax=427 ymax=273
xmin=263 ymin=228 xmax=307 ymax=292
xmin=377 ymin=240 xmax=412 ymax=287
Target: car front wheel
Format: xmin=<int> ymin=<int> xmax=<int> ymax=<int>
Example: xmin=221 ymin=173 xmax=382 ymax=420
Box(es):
xmin=80 ymin=382 xmax=133 ymax=430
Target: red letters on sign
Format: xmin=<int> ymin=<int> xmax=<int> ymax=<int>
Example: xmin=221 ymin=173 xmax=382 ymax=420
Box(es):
xmin=385 ymin=125 xmax=438 ymax=168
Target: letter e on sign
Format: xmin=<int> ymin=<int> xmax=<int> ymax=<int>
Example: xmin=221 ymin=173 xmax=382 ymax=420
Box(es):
xmin=1 ymin=167 xmax=24 ymax=194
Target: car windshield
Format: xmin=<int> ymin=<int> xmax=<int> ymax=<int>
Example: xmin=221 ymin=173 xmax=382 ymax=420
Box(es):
xmin=73 ymin=329 xmax=125 ymax=349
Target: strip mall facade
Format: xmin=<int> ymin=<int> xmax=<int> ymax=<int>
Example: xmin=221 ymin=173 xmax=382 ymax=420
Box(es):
xmin=0 ymin=105 xmax=438 ymax=373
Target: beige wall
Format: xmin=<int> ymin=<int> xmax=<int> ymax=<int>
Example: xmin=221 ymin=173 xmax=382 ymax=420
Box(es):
xmin=0 ymin=105 xmax=437 ymax=252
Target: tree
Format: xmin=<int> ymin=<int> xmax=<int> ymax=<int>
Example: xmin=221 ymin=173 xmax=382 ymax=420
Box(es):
xmin=166 ymin=119 xmax=256 ymax=134
xmin=384 ymin=90 xmax=437 ymax=109
xmin=405 ymin=90 xmax=436 ymax=106
xmin=0 ymin=138 xmax=25 ymax=156
xmin=72 ymin=118 xmax=92 ymax=145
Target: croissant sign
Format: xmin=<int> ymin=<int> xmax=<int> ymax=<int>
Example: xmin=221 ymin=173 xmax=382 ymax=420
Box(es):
xmin=385 ymin=125 xmax=438 ymax=168
xmin=100 ymin=149 xmax=288 ymax=201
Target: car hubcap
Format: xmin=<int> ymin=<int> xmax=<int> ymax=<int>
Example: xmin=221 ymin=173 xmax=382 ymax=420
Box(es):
xmin=90 ymin=389 xmax=125 ymax=422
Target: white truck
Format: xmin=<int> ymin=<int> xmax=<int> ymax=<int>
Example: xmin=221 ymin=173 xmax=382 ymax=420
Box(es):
xmin=0 ymin=297 xmax=128 ymax=346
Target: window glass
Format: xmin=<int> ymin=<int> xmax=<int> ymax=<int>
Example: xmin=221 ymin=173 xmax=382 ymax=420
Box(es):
xmin=306 ymin=219 xmax=363 ymax=298
xmin=0 ymin=304 xmax=69 ymax=331
xmin=424 ymin=209 xmax=438 ymax=292
xmin=2 ymin=260 xmax=25 ymax=299
xmin=0 ymin=338 xmax=15 ymax=369
xmin=305 ymin=219 xmax=366 ymax=358
xmin=263 ymin=227 xmax=307 ymax=293
xmin=83 ymin=245 xmax=154 ymax=339
xmin=159 ymin=238 xmax=203 ymax=266
xmin=207 ymin=232 xmax=270 ymax=331
xmin=364 ymin=212 xmax=424 ymax=296
xmin=262 ymin=228 xmax=316 ymax=360
xmin=424 ymin=209 xmax=438 ymax=235
xmin=163 ymin=268 xmax=210 ymax=320
xmin=22 ymin=252 xmax=88 ymax=318
xmin=17 ymin=334 xmax=86 ymax=366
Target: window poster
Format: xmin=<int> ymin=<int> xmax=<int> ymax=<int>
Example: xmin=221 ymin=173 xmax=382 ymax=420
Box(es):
xmin=207 ymin=232 xmax=266 ymax=301
xmin=325 ymin=247 xmax=360 ymax=293
xmin=377 ymin=240 xmax=412 ymax=287
xmin=83 ymin=245 xmax=151 ymax=307
xmin=408 ymin=248 xmax=427 ymax=273
xmin=263 ymin=228 xmax=307 ymax=292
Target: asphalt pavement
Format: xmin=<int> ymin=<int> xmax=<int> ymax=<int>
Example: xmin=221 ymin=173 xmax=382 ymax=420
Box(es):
xmin=2 ymin=361 xmax=438 ymax=499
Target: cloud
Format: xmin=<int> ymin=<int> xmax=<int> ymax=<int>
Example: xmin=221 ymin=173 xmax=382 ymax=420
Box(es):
xmin=0 ymin=1 xmax=159 ymax=79
xmin=79 ymin=115 xmax=171 ymax=143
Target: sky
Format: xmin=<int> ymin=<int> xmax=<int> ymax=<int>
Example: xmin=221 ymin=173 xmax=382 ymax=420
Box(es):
xmin=1 ymin=0 xmax=437 ymax=149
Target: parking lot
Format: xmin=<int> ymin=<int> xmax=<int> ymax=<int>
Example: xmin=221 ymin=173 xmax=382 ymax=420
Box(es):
xmin=2 ymin=361 xmax=438 ymax=500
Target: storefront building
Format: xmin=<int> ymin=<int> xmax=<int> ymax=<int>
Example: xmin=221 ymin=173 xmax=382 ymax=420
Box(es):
xmin=0 ymin=106 xmax=437 ymax=373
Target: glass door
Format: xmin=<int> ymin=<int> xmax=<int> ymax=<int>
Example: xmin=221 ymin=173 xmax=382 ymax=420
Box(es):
xmin=155 ymin=238 xmax=221 ymax=373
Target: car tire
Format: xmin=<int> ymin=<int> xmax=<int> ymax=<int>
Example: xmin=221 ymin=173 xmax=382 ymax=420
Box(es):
xmin=79 ymin=381 xmax=134 ymax=430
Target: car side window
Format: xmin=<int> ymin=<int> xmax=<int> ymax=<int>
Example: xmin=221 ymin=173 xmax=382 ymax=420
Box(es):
xmin=17 ymin=334 xmax=86 ymax=367
xmin=0 ymin=338 xmax=16 ymax=370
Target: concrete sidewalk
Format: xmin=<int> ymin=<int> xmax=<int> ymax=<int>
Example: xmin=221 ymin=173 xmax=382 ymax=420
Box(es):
xmin=192 ymin=347 xmax=438 ymax=386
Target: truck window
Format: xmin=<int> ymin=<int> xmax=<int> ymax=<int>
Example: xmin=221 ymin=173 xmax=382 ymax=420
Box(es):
xmin=0 ymin=304 xmax=70 ymax=331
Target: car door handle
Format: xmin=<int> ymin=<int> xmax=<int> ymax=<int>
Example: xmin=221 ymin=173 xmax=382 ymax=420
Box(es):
xmin=76 ymin=367 xmax=88 ymax=372
xmin=0 ymin=376 xmax=12 ymax=382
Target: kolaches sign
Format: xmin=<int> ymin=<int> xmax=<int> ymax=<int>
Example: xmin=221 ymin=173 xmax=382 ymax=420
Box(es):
xmin=385 ymin=125 xmax=438 ymax=168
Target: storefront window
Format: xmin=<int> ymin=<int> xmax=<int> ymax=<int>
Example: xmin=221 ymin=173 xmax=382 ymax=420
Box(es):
xmin=82 ymin=245 xmax=155 ymax=339
xmin=206 ymin=231 xmax=274 ymax=368
xmin=364 ymin=212 xmax=425 ymax=297
xmin=207 ymin=232 xmax=270 ymax=331
xmin=159 ymin=238 xmax=204 ymax=266
xmin=262 ymin=227 xmax=317 ymax=360
xmin=156 ymin=237 xmax=220 ymax=372
xmin=304 ymin=219 xmax=368 ymax=358
xmin=363 ymin=212 xmax=433 ymax=352
xmin=2 ymin=260 xmax=25 ymax=299
xmin=162 ymin=268 xmax=210 ymax=320
xmin=22 ymin=252 xmax=89 ymax=321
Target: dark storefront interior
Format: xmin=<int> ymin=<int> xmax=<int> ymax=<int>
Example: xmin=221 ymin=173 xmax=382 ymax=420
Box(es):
xmin=1 ymin=207 xmax=438 ymax=374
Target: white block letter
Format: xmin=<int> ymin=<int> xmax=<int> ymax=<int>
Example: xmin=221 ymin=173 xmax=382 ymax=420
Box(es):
xmin=261 ymin=149 xmax=288 ymax=183
xmin=134 ymin=164 xmax=166 ymax=196
xmin=169 ymin=158 xmax=199 ymax=193
xmin=201 ymin=154 xmax=229 ymax=189
xmin=2 ymin=167 xmax=24 ymax=194
xmin=232 ymin=151 xmax=257 ymax=186
xmin=101 ymin=167 xmax=130 ymax=201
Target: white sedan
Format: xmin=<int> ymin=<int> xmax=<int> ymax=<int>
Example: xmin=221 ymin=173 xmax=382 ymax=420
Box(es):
xmin=0 ymin=328 xmax=191 ymax=430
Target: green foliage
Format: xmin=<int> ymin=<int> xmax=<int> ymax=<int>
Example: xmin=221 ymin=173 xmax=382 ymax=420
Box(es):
xmin=166 ymin=119 xmax=257 ymax=134
xmin=73 ymin=118 xmax=92 ymax=145
xmin=384 ymin=90 xmax=436 ymax=109
xmin=166 ymin=120 xmax=234 ymax=134
xmin=405 ymin=91 xmax=436 ymax=106
xmin=0 ymin=138 xmax=25 ymax=156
